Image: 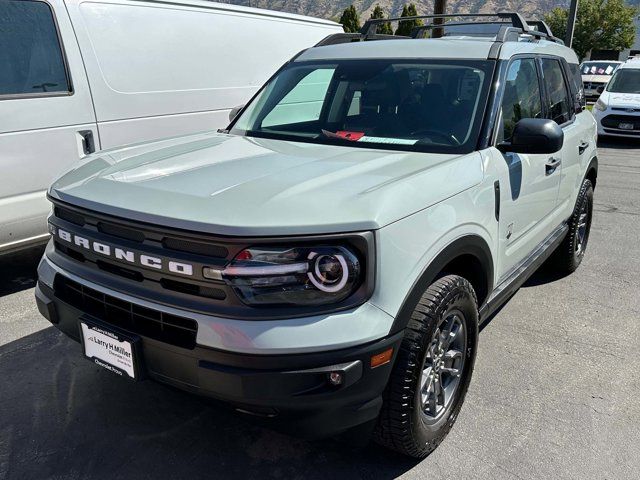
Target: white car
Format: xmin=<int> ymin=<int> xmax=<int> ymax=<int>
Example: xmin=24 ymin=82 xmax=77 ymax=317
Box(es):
xmin=0 ymin=0 xmax=341 ymax=256
xmin=36 ymin=13 xmax=597 ymax=458
xmin=593 ymin=58 xmax=640 ymax=138
xmin=580 ymin=60 xmax=622 ymax=101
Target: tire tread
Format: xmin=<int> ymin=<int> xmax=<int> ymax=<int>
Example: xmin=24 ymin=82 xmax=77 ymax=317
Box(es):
xmin=373 ymin=275 xmax=477 ymax=458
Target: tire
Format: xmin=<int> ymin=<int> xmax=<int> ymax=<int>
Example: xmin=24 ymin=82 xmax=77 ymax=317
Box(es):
xmin=550 ymin=179 xmax=594 ymax=274
xmin=373 ymin=275 xmax=479 ymax=458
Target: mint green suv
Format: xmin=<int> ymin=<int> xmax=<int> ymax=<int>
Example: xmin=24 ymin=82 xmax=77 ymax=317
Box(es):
xmin=36 ymin=13 xmax=598 ymax=457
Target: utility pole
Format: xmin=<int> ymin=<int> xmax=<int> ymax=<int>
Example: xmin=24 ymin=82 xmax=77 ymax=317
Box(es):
xmin=566 ymin=0 xmax=579 ymax=47
xmin=433 ymin=0 xmax=447 ymax=38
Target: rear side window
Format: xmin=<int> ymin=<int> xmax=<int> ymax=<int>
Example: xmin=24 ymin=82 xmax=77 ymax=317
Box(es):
xmin=498 ymin=58 xmax=543 ymax=142
xmin=0 ymin=0 xmax=70 ymax=96
xmin=540 ymin=58 xmax=573 ymax=125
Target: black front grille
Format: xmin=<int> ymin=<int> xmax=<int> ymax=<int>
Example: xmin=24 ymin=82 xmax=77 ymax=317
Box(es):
xmin=612 ymin=107 xmax=640 ymax=113
xmin=55 ymin=205 xmax=230 ymax=259
xmin=50 ymin=204 xmax=233 ymax=304
xmin=55 ymin=276 xmax=198 ymax=349
xmin=54 ymin=206 xmax=85 ymax=226
xmin=601 ymin=114 xmax=640 ymax=130
xmin=603 ymin=128 xmax=640 ymax=136
xmin=97 ymin=221 xmax=145 ymax=243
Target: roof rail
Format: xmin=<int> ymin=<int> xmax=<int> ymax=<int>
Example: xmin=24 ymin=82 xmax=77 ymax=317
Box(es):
xmin=315 ymin=32 xmax=404 ymax=47
xmin=360 ymin=12 xmax=528 ymax=37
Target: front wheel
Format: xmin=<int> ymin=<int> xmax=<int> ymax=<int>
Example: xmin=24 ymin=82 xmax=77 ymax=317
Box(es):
xmin=550 ymin=178 xmax=594 ymax=274
xmin=373 ymin=275 xmax=479 ymax=458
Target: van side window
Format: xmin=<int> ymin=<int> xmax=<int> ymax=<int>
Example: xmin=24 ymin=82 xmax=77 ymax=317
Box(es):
xmin=0 ymin=0 xmax=70 ymax=97
xmin=498 ymin=58 xmax=543 ymax=143
xmin=541 ymin=58 xmax=572 ymax=125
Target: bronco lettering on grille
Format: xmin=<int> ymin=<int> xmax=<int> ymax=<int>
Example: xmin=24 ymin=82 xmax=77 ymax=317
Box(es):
xmin=50 ymin=225 xmax=194 ymax=276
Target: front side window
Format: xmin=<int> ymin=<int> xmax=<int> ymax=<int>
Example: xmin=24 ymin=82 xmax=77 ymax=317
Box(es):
xmin=541 ymin=58 xmax=572 ymax=125
xmin=0 ymin=0 xmax=70 ymax=96
xmin=606 ymin=69 xmax=640 ymax=94
xmin=231 ymin=59 xmax=494 ymax=154
xmin=498 ymin=58 xmax=543 ymax=142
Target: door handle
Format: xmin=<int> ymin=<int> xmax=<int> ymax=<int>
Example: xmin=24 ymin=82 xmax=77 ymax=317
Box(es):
xmin=78 ymin=130 xmax=96 ymax=155
xmin=546 ymin=157 xmax=561 ymax=175
xmin=578 ymin=141 xmax=589 ymax=155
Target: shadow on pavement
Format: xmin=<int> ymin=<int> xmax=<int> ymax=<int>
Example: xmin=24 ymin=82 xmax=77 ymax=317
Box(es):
xmin=0 ymin=328 xmax=420 ymax=480
xmin=597 ymin=137 xmax=640 ymax=149
xmin=521 ymin=262 xmax=571 ymax=288
xmin=0 ymin=245 xmax=46 ymax=297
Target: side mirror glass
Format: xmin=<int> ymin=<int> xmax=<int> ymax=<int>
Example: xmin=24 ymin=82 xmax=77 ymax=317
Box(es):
xmin=497 ymin=118 xmax=564 ymax=155
xmin=229 ymin=105 xmax=244 ymax=123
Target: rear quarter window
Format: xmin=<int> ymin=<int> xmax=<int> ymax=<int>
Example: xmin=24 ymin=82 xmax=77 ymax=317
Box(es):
xmin=568 ymin=63 xmax=586 ymax=108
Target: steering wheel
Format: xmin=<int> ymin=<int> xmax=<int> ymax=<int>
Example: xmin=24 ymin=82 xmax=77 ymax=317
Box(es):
xmin=410 ymin=129 xmax=461 ymax=146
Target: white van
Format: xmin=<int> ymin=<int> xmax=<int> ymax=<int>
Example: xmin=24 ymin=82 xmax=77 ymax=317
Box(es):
xmin=0 ymin=0 xmax=342 ymax=255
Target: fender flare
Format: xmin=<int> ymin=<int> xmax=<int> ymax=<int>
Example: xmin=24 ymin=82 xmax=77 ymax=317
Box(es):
xmin=389 ymin=235 xmax=494 ymax=335
xmin=585 ymin=155 xmax=598 ymax=188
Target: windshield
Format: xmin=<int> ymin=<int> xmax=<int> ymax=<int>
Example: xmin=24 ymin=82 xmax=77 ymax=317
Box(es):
xmin=606 ymin=69 xmax=640 ymax=94
xmin=581 ymin=62 xmax=620 ymax=76
xmin=230 ymin=59 xmax=494 ymax=154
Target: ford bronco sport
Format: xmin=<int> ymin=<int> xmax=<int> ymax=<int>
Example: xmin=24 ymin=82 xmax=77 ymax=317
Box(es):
xmin=36 ymin=13 xmax=598 ymax=458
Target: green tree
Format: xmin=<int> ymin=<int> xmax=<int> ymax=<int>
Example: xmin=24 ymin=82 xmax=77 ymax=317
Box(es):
xmin=544 ymin=0 xmax=637 ymax=60
xmin=339 ymin=5 xmax=361 ymax=33
xmin=395 ymin=4 xmax=423 ymax=36
xmin=371 ymin=5 xmax=393 ymax=35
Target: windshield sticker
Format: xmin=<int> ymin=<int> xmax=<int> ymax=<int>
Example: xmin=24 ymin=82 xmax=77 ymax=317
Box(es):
xmin=358 ymin=136 xmax=418 ymax=145
xmin=322 ymin=129 xmax=364 ymax=141
xmin=336 ymin=131 xmax=365 ymax=141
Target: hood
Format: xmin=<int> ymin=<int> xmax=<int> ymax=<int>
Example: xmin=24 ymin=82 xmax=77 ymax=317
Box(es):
xmin=50 ymin=132 xmax=483 ymax=236
xmin=601 ymin=90 xmax=640 ymax=108
xmin=582 ymin=74 xmax=612 ymax=83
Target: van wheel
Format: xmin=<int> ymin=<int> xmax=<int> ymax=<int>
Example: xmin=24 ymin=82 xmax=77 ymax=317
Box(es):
xmin=373 ymin=275 xmax=478 ymax=458
xmin=551 ymin=179 xmax=594 ymax=274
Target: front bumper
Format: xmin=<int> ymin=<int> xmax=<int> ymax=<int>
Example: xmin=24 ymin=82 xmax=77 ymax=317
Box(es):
xmin=35 ymin=255 xmax=402 ymax=439
xmin=594 ymin=108 xmax=640 ymax=137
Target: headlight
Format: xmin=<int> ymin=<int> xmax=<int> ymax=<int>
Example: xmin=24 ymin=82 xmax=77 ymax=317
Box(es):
xmin=594 ymin=98 xmax=608 ymax=111
xmin=220 ymin=245 xmax=362 ymax=306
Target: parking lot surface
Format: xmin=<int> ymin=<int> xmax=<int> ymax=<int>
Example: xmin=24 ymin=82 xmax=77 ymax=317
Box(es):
xmin=1 ymin=140 xmax=639 ymax=480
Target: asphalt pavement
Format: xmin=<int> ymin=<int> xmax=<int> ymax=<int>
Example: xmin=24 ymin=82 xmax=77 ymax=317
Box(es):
xmin=1 ymin=139 xmax=638 ymax=480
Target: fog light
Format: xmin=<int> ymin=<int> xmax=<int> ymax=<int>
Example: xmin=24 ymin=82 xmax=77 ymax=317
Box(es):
xmin=327 ymin=371 xmax=343 ymax=386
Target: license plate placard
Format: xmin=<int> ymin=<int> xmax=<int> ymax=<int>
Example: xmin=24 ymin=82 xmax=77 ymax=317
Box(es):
xmin=618 ymin=122 xmax=634 ymax=130
xmin=79 ymin=319 xmax=141 ymax=380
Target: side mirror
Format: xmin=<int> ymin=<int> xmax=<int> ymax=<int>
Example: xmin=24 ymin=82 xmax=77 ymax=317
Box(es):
xmin=228 ymin=105 xmax=244 ymax=123
xmin=498 ymin=118 xmax=564 ymax=154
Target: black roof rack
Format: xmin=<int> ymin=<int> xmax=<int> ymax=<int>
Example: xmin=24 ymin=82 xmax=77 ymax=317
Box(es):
xmin=410 ymin=21 xmax=519 ymax=40
xmin=360 ymin=12 xmax=529 ymax=37
xmin=526 ymin=20 xmax=565 ymax=45
xmin=526 ymin=20 xmax=552 ymax=37
xmin=314 ymin=12 xmax=565 ymax=49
